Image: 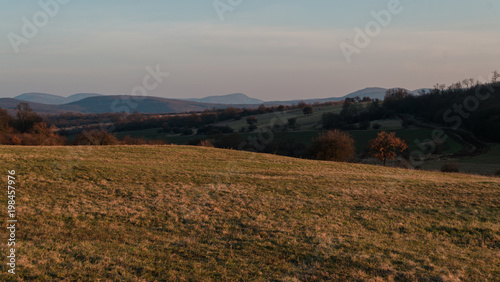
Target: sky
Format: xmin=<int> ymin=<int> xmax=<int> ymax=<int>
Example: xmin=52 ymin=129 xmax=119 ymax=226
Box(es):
xmin=1 ymin=0 xmax=499 ymax=101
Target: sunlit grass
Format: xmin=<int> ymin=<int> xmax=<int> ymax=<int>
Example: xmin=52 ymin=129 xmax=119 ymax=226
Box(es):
xmin=0 ymin=145 xmax=498 ymax=280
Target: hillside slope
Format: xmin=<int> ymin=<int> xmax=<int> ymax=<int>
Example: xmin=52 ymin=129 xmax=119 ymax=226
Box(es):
xmin=0 ymin=98 xmax=81 ymax=114
xmin=186 ymin=93 xmax=264 ymax=105
xmin=0 ymin=146 xmax=499 ymax=280
xmin=14 ymin=93 xmax=68 ymax=105
xmin=62 ymin=95 xmax=228 ymax=114
xmin=14 ymin=93 xmax=103 ymax=105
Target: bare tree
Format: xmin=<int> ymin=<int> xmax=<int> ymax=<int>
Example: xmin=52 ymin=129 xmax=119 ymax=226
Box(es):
xmin=14 ymin=102 xmax=42 ymax=133
xmin=492 ymin=71 xmax=500 ymax=83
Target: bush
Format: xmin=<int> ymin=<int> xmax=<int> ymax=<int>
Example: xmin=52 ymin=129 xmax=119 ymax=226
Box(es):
xmin=495 ymin=169 xmax=500 ymax=176
xmin=246 ymin=117 xmax=258 ymax=125
xmin=359 ymin=120 xmax=371 ymax=130
xmin=74 ymin=130 xmax=118 ymax=145
xmin=441 ymin=162 xmax=459 ymax=173
xmin=372 ymin=123 xmax=382 ymax=130
xmin=248 ymin=124 xmax=258 ymax=132
xmin=181 ymin=128 xmax=194 ymax=136
xmin=263 ymin=139 xmax=307 ymax=158
xmin=199 ymin=140 xmax=214 ymax=148
xmin=214 ymin=133 xmax=244 ymax=149
xmin=197 ymin=125 xmax=233 ymax=135
xmin=121 ymin=135 xmax=147 ymax=145
xmin=302 ymin=106 xmax=313 ymax=115
xmin=310 ymin=130 xmax=355 ymax=162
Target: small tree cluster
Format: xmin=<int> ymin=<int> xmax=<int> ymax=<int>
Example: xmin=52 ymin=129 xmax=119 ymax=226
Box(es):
xmin=0 ymin=104 xmax=65 ymax=145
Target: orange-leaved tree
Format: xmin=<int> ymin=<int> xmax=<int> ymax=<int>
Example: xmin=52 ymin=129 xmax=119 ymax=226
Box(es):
xmin=368 ymin=131 xmax=408 ymax=166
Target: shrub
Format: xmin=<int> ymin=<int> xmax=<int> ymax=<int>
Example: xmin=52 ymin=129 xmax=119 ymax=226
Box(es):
xmin=3 ymin=122 xmax=67 ymax=146
xmin=302 ymin=106 xmax=313 ymax=115
xmin=372 ymin=123 xmax=382 ymax=130
xmin=310 ymin=130 xmax=355 ymax=162
xmin=248 ymin=124 xmax=258 ymax=132
xmin=121 ymin=135 xmax=147 ymax=145
xmin=197 ymin=125 xmax=233 ymax=135
xmin=246 ymin=117 xmax=258 ymax=125
xmin=263 ymin=139 xmax=307 ymax=158
xmin=441 ymin=162 xmax=459 ymax=173
xmin=359 ymin=120 xmax=371 ymax=130
xmin=213 ymin=133 xmax=244 ymax=149
xmin=495 ymin=169 xmax=500 ymax=176
xmin=287 ymin=118 xmax=297 ymax=130
xmin=74 ymin=130 xmax=118 ymax=145
xmin=181 ymin=128 xmax=194 ymax=136
xmin=199 ymin=139 xmax=214 ymax=148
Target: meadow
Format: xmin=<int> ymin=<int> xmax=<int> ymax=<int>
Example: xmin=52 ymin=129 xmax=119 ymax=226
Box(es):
xmin=0 ymin=145 xmax=499 ymax=280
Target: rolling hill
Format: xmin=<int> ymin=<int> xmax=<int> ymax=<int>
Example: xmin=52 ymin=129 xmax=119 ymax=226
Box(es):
xmin=0 ymin=96 xmax=243 ymax=115
xmin=4 ymin=87 xmax=430 ymax=114
xmin=63 ymin=95 xmax=233 ymax=114
xmin=0 ymin=98 xmax=80 ymax=114
xmin=1 ymin=145 xmax=498 ymax=280
xmin=186 ymin=93 xmax=264 ymax=105
xmin=263 ymin=87 xmax=429 ymax=106
xmin=263 ymin=87 xmax=390 ymax=105
xmin=14 ymin=93 xmax=103 ymax=105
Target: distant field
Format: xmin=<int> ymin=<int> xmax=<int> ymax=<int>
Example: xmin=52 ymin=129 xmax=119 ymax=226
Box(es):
xmin=213 ymin=104 xmax=345 ymax=131
xmin=421 ymin=144 xmax=500 ymax=175
xmin=115 ymin=127 xmax=464 ymax=156
xmin=1 ymin=145 xmax=499 ymax=280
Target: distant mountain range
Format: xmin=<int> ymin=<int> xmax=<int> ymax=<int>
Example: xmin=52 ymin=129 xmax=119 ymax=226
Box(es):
xmin=0 ymin=96 xmax=237 ymax=115
xmin=263 ymin=87 xmax=429 ymax=106
xmin=186 ymin=93 xmax=264 ymax=105
xmin=14 ymin=93 xmax=103 ymax=105
xmin=2 ymin=88 xmax=429 ymax=115
xmin=262 ymin=87 xmax=389 ymax=106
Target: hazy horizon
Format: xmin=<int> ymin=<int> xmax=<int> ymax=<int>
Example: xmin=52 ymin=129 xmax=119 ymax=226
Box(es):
xmin=1 ymin=0 xmax=499 ymax=100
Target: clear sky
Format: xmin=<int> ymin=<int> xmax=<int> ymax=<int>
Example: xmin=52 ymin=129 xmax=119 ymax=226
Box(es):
xmin=1 ymin=0 xmax=499 ymax=101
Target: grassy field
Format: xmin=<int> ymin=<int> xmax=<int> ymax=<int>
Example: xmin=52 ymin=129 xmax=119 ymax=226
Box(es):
xmin=214 ymin=104 xmax=345 ymax=131
xmin=0 ymin=145 xmax=499 ymax=280
xmin=420 ymin=144 xmax=500 ymax=175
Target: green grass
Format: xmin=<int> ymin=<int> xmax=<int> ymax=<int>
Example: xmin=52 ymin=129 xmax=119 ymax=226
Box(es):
xmin=0 ymin=145 xmax=499 ymax=280
xmin=214 ymin=104 xmax=344 ymax=131
xmin=462 ymin=144 xmax=500 ymax=165
xmin=420 ymin=144 xmax=500 ymax=175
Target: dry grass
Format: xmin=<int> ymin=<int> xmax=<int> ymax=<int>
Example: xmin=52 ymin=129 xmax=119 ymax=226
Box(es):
xmin=0 ymin=145 xmax=499 ymax=280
